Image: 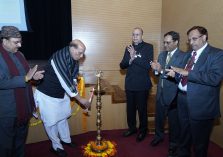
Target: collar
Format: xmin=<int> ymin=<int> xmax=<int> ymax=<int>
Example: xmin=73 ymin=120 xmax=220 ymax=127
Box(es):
xmin=168 ymin=47 xmax=178 ymax=56
xmin=193 ymin=42 xmax=208 ymax=62
xmin=133 ymin=40 xmax=144 ymax=46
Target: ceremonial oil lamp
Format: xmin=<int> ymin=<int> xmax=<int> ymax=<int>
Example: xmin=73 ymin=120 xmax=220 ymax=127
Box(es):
xmin=83 ymin=71 xmax=117 ymax=157
xmin=91 ymin=71 xmax=107 ymax=152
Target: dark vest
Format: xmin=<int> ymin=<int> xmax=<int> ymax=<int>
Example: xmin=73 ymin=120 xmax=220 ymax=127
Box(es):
xmin=37 ymin=60 xmax=65 ymax=98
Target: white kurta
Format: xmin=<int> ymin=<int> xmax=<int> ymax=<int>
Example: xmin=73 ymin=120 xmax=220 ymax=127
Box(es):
xmin=34 ymin=59 xmax=79 ymax=127
xmin=34 ymin=89 xmax=71 ymax=127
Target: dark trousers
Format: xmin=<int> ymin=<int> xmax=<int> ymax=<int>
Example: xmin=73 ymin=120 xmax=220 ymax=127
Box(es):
xmin=0 ymin=117 xmax=28 ymax=157
xmin=154 ymin=92 xmax=180 ymax=149
xmin=178 ymin=92 xmax=214 ymax=157
xmin=126 ymin=90 xmax=149 ymax=133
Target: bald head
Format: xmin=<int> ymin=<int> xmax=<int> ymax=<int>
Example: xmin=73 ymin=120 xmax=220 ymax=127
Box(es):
xmin=70 ymin=39 xmax=86 ymax=52
xmin=69 ymin=39 xmax=86 ymax=60
xmin=132 ymin=27 xmax=143 ymax=45
xmin=133 ymin=27 xmax=143 ymax=35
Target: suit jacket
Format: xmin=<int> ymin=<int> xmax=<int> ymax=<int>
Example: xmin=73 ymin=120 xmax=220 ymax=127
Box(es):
xmin=156 ymin=49 xmax=188 ymax=106
xmin=186 ymin=44 xmax=223 ymax=120
xmin=120 ymin=41 xmax=153 ymax=91
xmin=0 ymin=52 xmax=27 ymax=118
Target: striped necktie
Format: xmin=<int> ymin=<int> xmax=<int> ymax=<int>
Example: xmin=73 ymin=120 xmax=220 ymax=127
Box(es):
xmin=161 ymin=52 xmax=172 ymax=87
xmin=165 ymin=52 xmax=172 ymax=68
xmin=181 ymin=51 xmax=197 ymax=86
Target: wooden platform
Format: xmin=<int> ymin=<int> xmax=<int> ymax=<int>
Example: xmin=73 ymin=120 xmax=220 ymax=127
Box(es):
xmin=98 ymin=79 xmax=167 ymax=133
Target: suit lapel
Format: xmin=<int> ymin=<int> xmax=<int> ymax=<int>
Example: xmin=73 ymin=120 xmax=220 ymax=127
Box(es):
xmin=166 ymin=49 xmax=179 ymax=67
xmin=193 ymin=45 xmax=210 ymax=70
xmin=160 ymin=51 xmax=168 ymax=68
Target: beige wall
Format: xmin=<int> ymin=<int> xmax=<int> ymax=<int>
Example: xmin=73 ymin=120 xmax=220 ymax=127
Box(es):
xmin=28 ymin=0 xmax=223 ymax=147
xmin=162 ymin=0 xmax=223 ymax=147
xmin=27 ymin=0 xmax=162 ymax=144
xmin=71 ymin=0 xmax=162 ymax=88
xmin=162 ymin=0 xmax=223 ymax=51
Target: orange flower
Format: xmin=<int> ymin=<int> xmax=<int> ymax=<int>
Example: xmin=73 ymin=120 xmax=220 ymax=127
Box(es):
xmin=82 ymin=140 xmax=117 ymax=157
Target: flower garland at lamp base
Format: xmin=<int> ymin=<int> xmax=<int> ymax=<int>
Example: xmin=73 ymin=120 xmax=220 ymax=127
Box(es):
xmin=83 ymin=140 xmax=117 ymax=157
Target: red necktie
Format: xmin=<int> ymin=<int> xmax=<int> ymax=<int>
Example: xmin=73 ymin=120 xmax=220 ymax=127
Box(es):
xmin=181 ymin=51 xmax=197 ymax=86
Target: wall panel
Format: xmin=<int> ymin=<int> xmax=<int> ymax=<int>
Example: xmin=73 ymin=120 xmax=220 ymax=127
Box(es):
xmin=71 ymin=0 xmax=162 ymax=87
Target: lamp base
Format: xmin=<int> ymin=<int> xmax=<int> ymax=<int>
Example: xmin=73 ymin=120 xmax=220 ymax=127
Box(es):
xmin=83 ymin=140 xmax=117 ymax=157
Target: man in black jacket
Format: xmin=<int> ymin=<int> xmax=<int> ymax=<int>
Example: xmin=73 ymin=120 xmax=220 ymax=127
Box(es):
xmin=120 ymin=27 xmax=153 ymax=142
xmin=35 ymin=40 xmax=90 ymax=157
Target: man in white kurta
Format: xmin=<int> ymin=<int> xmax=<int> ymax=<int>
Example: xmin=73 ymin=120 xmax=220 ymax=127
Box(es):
xmin=34 ymin=39 xmax=90 ymax=157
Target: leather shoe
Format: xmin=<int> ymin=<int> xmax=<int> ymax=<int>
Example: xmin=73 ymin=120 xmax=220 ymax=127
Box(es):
xmin=136 ymin=132 xmax=146 ymax=142
xmin=123 ymin=130 xmax=137 ymax=137
xmin=168 ymin=147 xmax=177 ymax=157
xmin=61 ymin=141 xmax=77 ymax=148
xmin=50 ymin=147 xmax=67 ymax=157
xmin=150 ymin=138 xmax=163 ymax=146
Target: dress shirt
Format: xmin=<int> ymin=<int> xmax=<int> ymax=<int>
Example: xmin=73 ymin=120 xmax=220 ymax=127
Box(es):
xmin=178 ymin=42 xmax=208 ymax=91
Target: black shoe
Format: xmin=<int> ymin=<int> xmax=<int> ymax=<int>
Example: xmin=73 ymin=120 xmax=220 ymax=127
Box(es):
xmin=168 ymin=147 xmax=177 ymax=157
xmin=61 ymin=141 xmax=77 ymax=148
xmin=50 ymin=147 xmax=67 ymax=157
xmin=136 ymin=132 xmax=147 ymax=142
xmin=150 ymin=138 xmax=163 ymax=146
xmin=123 ymin=129 xmax=137 ymax=137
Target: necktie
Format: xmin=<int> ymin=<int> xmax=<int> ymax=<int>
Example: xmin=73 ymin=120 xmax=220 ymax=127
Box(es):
xmin=165 ymin=52 xmax=172 ymax=68
xmin=181 ymin=51 xmax=197 ymax=86
xmin=161 ymin=52 xmax=172 ymax=87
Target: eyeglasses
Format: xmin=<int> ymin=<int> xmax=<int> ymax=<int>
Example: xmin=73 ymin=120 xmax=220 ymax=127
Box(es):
xmin=77 ymin=51 xmax=84 ymax=55
xmin=132 ymin=33 xmax=141 ymax=36
xmin=9 ymin=39 xmax=22 ymax=45
xmin=163 ymin=41 xmax=173 ymax=45
xmin=188 ymin=35 xmax=203 ymax=43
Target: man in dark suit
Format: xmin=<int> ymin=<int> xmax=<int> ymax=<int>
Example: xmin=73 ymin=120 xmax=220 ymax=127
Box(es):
xmin=166 ymin=26 xmax=223 ymax=157
xmin=150 ymin=31 xmax=187 ymax=157
xmin=0 ymin=26 xmax=44 ymax=157
xmin=120 ymin=27 xmax=153 ymax=142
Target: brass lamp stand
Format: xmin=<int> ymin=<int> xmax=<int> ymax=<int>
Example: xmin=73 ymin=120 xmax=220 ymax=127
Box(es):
xmin=84 ymin=71 xmax=117 ymax=157
xmin=83 ymin=71 xmax=117 ymax=157
xmin=90 ymin=71 xmax=108 ymax=152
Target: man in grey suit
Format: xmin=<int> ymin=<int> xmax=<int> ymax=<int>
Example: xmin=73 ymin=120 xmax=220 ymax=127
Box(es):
xmin=150 ymin=31 xmax=187 ymax=157
xmin=167 ymin=26 xmax=223 ymax=157
xmin=0 ymin=26 xmax=44 ymax=157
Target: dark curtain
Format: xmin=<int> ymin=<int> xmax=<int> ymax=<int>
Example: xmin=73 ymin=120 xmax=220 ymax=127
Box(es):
xmin=20 ymin=0 xmax=72 ymax=60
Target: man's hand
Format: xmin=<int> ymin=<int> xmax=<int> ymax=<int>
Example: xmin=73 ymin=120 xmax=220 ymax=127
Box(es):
xmin=127 ymin=45 xmax=136 ymax=59
xmin=74 ymin=94 xmax=91 ymax=109
xmin=150 ymin=60 xmax=161 ymax=72
xmin=26 ymin=65 xmax=38 ymax=81
xmin=165 ymin=66 xmax=189 ymax=78
xmin=171 ymin=66 xmax=189 ymax=76
xmin=79 ymin=98 xmax=91 ymax=109
xmin=165 ymin=69 xmax=176 ymax=77
xmin=33 ymin=70 xmax=45 ymax=80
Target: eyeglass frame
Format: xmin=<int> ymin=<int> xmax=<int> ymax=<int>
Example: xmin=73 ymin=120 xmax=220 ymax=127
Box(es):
xmin=187 ymin=35 xmax=203 ymax=43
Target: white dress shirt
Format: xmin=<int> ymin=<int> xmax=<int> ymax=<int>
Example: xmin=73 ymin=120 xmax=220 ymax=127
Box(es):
xmin=178 ymin=42 xmax=208 ymax=91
